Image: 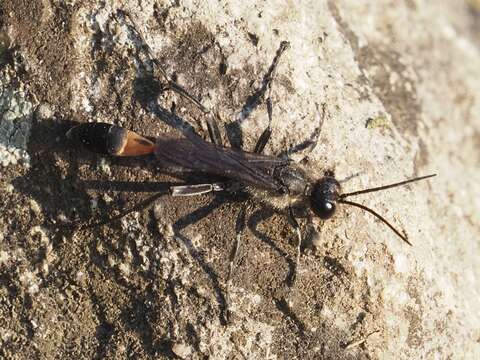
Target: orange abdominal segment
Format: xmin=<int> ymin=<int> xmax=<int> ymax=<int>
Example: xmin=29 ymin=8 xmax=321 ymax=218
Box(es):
xmin=117 ymin=130 xmax=155 ymax=156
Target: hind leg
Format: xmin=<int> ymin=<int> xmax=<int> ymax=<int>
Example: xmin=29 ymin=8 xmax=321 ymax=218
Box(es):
xmin=153 ymin=62 xmax=224 ymax=146
xmin=287 ymin=207 xmax=303 ymax=285
xmin=253 ymin=41 xmax=290 ymax=154
xmin=225 ymin=204 xmax=246 ymax=322
xmin=114 ymin=10 xmax=223 ymax=146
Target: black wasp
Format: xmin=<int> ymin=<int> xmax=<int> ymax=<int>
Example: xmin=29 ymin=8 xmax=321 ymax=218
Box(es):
xmin=67 ymin=40 xmax=436 ymax=317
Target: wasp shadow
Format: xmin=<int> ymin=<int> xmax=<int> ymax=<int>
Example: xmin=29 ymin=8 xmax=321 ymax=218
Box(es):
xmin=247 ymin=207 xmax=297 ymax=287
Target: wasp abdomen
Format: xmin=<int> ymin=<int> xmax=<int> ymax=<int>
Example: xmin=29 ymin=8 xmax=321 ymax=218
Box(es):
xmin=67 ymin=122 xmax=155 ymax=156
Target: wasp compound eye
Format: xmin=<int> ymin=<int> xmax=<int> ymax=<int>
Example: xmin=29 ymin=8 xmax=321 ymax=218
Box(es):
xmin=67 ymin=122 xmax=155 ymax=156
xmin=311 ymin=199 xmax=336 ymax=219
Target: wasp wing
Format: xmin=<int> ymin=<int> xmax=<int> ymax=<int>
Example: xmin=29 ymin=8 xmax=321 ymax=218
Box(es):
xmin=154 ymin=135 xmax=287 ymax=191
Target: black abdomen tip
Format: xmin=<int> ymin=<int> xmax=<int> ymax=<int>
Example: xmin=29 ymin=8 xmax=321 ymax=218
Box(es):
xmin=67 ymin=122 xmax=128 ymax=155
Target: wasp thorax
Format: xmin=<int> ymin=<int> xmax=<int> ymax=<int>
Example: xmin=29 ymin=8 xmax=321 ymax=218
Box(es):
xmin=310 ymin=176 xmax=341 ymax=219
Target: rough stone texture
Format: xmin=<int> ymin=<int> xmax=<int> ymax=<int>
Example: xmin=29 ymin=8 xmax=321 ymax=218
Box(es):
xmin=0 ymin=1 xmax=479 ymax=359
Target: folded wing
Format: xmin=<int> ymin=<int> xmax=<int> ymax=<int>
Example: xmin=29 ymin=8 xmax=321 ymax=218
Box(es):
xmin=154 ymin=135 xmax=287 ymax=191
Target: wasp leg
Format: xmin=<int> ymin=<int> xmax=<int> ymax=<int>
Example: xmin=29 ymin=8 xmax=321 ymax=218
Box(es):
xmin=222 ymin=43 xmax=291 ymax=316
xmin=163 ymin=67 xmax=223 ymax=146
xmin=172 ymin=180 xmax=247 ymax=322
xmin=225 ymin=204 xmax=246 ymax=322
xmin=155 ymin=63 xmax=223 ymax=145
xmin=114 ymin=10 xmax=223 ymax=146
xmin=148 ymin=58 xmax=224 ymax=146
xmin=253 ymin=41 xmax=290 ymax=154
xmin=76 ymin=182 xmax=231 ymax=231
xmin=205 ymin=114 xmax=224 ymax=147
xmin=224 ymin=41 xmax=289 ymax=315
xmin=75 ymin=191 xmax=168 ymax=231
xmin=283 ymin=102 xmax=325 ymax=158
xmin=287 ymin=207 xmax=302 ymax=285
xmin=253 ymin=97 xmax=274 ymax=154
xmin=170 ymin=182 xmax=227 ymax=196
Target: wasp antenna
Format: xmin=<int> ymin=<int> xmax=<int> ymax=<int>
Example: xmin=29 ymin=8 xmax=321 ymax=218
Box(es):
xmin=340 ymin=174 xmax=436 ymax=199
xmin=339 ymin=199 xmax=412 ymax=246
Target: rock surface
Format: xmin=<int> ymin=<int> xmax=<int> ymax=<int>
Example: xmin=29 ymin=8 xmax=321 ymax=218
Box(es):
xmin=0 ymin=1 xmax=479 ymax=359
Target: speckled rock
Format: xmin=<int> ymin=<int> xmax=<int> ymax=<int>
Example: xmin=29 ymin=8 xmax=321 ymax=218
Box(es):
xmin=0 ymin=1 xmax=478 ymax=359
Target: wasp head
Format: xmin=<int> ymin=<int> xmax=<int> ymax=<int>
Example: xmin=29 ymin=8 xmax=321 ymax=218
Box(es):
xmin=309 ymin=172 xmax=437 ymax=246
xmin=310 ymin=175 xmax=341 ymax=220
